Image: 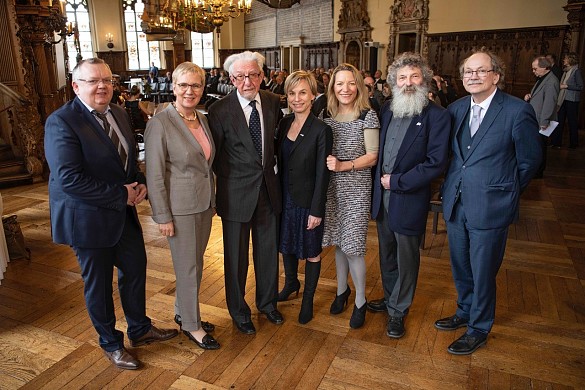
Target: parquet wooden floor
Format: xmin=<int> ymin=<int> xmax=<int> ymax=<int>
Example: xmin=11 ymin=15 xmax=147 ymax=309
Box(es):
xmin=0 ymin=146 xmax=584 ymax=389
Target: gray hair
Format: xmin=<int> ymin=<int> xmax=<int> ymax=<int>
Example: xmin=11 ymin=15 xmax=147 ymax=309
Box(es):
xmin=534 ymin=56 xmax=552 ymax=70
xmin=72 ymin=58 xmax=109 ymax=82
xmin=387 ymin=52 xmax=433 ymax=87
xmin=223 ymin=51 xmax=265 ymax=75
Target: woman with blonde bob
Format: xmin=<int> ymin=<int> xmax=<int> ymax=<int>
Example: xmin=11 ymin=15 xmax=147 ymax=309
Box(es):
xmin=321 ymin=63 xmax=380 ymax=329
xmin=277 ymin=71 xmax=332 ymax=324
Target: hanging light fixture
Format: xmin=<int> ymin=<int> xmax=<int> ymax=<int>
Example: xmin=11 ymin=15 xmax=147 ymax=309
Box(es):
xmin=140 ymin=0 xmax=252 ymax=35
xmin=255 ymin=0 xmax=300 ymax=8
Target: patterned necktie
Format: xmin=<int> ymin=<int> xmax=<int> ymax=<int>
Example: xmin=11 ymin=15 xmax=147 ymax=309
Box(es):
xmin=93 ymin=110 xmax=127 ymax=167
xmin=470 ymin=104 xmax=482 ymax=138
xmin=248 ymin=100 xmax=262 ymax=159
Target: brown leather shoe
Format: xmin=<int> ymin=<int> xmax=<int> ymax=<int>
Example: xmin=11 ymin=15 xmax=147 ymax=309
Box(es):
xmin=130 ymin=325 xmax=179 ymax=347
xmin=103 ymin=348 xmax=140 ymax=370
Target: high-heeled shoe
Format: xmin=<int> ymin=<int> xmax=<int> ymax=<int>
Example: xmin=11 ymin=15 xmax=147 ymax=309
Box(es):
xmin=182 ymin=330 xmax=220 ymax=350
xmin=278 ymin=279 xmax=301 ymax=301
xmin=349 ymin=301 xmax=367 ymax=329
xmin=174 ymin=314 xmax=215 ymax=333
xmin=330 ymin=285 xmax=351 ymax=314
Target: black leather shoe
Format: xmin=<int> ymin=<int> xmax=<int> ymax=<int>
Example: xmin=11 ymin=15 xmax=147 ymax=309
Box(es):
xmin=349 ymin=302 xmax=367 ymax=329
xmin=386 ymin=316 xmax=405 ymax=338
xmin=174 ymin=315 xmax=215 ymax=333
xmin=447 ymin=333 xmax=487 ymax=355
xmin=183 ymin=330 xmax=220 ymax=350
xmin=103 ymin=348 xmax=140 ymax=370
xmin=263 ymin=310 xmax=284 ymax=324
xmin=130 ymin=325 xmax=178 ymax=347
xmin=233 ymin=320 xmax=256 ymax=334
xmin=434 ymin=315 xmax=468 ymax=331
xmin=366 ymin=298 xmax=386 ymax=313
xmin=330 ymin=286 xmax=351 ymax=314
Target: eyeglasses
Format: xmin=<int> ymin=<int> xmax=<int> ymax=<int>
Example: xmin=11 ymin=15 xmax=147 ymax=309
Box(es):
xmin=176 ymin=83 xmax=203 ymax=91
xmin=77 ymin=78 xmax=116 ymax=86
xmin=462 ymin=69 xmax=494 ymax=78
xmin=232 ymin=72 xmax=262 ymax=82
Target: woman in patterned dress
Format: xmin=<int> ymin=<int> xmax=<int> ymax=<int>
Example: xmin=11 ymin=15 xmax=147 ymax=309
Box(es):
xmin=277 ymin=71 xmax=333 ymax=324
xmin=322 ymin=63 xmax=380 ymax=328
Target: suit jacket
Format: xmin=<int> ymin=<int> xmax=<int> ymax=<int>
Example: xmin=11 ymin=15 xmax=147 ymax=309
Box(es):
xmin=442 ymin=89 xmax=542 ymax=229
xmin=45 ymin=97 xmax=144 ymax=248
xmin=276 ymin=113 xmax=333 ymax=217
xmin=529 ymin=71 xmax=559 ymax=127
xmin=145 ymin=105 xmax=216 ymax=223
xmin=371 ymin=101 xmax=451 ymax=235
xmin=560 ymin=65 xmax=583 ymax=102
xmin=208 ymin=89 xmax=282 ymax=222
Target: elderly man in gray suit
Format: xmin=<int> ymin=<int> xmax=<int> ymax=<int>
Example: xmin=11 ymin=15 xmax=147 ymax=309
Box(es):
xmin=208 ymin=51 xmax=283 ymax=334
xmin=524 ymin=56 xmax=560 ymax=178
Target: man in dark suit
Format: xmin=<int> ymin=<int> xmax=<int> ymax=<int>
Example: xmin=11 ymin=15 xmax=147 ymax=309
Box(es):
xmin=44 ymin=58 xmax=177 ymax=370
xmin=524 ymin=56 xmax=559 ymax=177
xmin=370 ymin=52 xmax=450 ymax=338
xmin=435 ymin=50 xmax=541 ymax=355
xmin=208 ymin=51 xmax=283 ymax=334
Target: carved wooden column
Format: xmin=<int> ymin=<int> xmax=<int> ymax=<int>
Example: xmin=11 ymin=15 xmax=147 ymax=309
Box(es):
xmin=337 ymin=0 xmax=372 ymax=70
xmin=387 ymin=0 xmax=429 ymax=64
xmin=564 ymin=0 xmax=585 ymax=128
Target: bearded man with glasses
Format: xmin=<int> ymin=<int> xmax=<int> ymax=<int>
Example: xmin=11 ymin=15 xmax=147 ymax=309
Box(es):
xmin=45 ymin=58 xmax=178 ymax=370
xmin=436 ymin=49 xmax=541 ymax=355
xmin=208 ymin=51 xmax=284 ymax=335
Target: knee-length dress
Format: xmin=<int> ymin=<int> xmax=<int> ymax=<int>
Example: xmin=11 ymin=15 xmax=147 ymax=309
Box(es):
xmin=322 ymin=110 xmax=379 ymax=256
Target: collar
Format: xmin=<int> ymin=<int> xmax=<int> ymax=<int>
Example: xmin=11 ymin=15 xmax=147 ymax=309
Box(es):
xmin=237 ymin=90 xmax=260 ymax=110
xmin=79 ymin=97 xmax=110 ymax=116
xmin=470 ymin=87 xmax=497 ymax=113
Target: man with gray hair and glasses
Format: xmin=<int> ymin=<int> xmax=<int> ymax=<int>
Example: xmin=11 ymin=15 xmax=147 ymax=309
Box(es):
xmin=208 ymin=51 xmax=284 ymax=335
xmin=45 ymin=58 xmax=177 ymax=370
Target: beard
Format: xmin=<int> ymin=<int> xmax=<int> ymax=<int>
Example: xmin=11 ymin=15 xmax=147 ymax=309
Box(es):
xmin=390 ymin=83 xmax=430 ymax=118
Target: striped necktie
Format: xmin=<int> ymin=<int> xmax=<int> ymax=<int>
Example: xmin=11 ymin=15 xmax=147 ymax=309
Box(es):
xmin=93 ymin=110 xmax=127 ymax=167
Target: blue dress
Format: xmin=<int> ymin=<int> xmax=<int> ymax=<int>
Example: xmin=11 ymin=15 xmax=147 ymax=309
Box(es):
xmin=279 ymin=137 xmax=324 ymax=259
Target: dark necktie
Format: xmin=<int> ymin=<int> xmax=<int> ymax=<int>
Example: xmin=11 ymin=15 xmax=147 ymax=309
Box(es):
xmin=470 ymin=105 xmax=482 ymax=138
xmin=248 ymin=100 xmax=262 ymax=159
xmin=93 ymin=110 xmax=127 ymax=167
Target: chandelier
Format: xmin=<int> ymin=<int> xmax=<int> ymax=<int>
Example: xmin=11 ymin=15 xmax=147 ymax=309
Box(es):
xmin=256 ymin=0 xmax=300 ymax=8
xmin=140 ymin=0 xmax=252 ymax=35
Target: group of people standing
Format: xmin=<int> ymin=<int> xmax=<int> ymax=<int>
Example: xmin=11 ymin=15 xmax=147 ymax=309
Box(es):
xmin=45 ymin=45 xmax=549 ymax=370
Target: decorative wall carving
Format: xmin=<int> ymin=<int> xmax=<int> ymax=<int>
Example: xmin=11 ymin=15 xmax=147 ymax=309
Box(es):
xmin=425 ymin=26 xmax=570 ymax=99
xmin=387 ymin=0 xmax=428 ymax=64
xmin=337 ymin=0 xmax=371 ymax=69
xmin=303 ymin=42 xmax=338 ymax=71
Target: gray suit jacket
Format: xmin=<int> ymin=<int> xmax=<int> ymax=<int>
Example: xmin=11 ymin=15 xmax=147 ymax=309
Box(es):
xmin=529 ymin=71 xmax=559 ymax=127
xmin=560 ymin=65 xmax=583 ymax=103
xmin=208 ymin=89 xmax=282 ymax=222
xmin=145 ymin=104 xmax=216 ymax=223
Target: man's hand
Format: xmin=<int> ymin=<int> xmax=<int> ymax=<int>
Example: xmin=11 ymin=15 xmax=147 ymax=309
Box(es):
xmin=381 ymin=174 xmax=391 ymax=190
xmin=125 ymin=182 xmax=138 ymax=205
xmin=134 ymin=184 xmax=148 ymax=205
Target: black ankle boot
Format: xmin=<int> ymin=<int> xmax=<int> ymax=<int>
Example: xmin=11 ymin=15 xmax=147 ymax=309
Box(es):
xmin=278 ymin=254 xmax=300 ymax=301
xmin=330 ymin=285 xmax=351 ymax=314
xmin=299 ymin=261 xmax=321 ymax=324
xmin=349 ymin=301 xmax=367 ymax=329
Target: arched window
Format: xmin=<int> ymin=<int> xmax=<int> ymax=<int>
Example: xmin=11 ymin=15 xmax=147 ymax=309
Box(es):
xmin=123 ymin=0 xmax=161 ymax=71
xmin=64 ymin=0 xmax=94 ymax=72
xmin=191 ymin=32 xmax=215 ymax=69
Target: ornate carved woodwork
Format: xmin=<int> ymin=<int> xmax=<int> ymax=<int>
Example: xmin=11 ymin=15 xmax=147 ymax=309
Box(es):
xmin=96 ymin=51 xmax=127 ymax=75
xmin=337 ymin=0 xmax=371 ymax=69
xmin=302 ymin=42 xmax=339 ymax=71
xmin=387 ymin=0 xmax=429 ymax=64
xmin=425 ymin=26 xmax=570 ymax=100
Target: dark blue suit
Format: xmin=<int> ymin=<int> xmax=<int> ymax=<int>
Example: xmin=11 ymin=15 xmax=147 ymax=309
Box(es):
xmin=45 ymin=97 xmax=151 ymax=352
xmin=442 ymin=89 xmax=541 ymax=335
xmin=371 ymin=101 xmax=450 ymax=317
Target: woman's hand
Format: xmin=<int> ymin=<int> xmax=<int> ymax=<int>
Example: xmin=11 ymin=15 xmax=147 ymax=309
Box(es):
xmin=307 ymin=215 xmax=322 ymax=230
xmin=159 ymin=221 xmax=175 ymax=237
xmin=326 ymin=155 xmax=343 ymax=172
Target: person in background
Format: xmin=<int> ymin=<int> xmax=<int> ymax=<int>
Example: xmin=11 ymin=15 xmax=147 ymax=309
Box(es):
xmin=145 ymin=62 xmax=219 ymax=350
xmin=44 ymin=58 xmax=177 ymax=370
xmin=551 ymin=52 xmax=583 ymax=149
xmin=208 ymin=51 xmax=284 ymax=335
xmin=276 ymin=70 xmax=332 ymax=324
xmin=436 ymin=49 xmax=541 ymax=355
xmin=546 ymin=53 xmax=563 ymax=81
xmin=321 ymin=63 xmax=379 ymax=329
xmin=524 ymin=56 xmax=559 ymax=178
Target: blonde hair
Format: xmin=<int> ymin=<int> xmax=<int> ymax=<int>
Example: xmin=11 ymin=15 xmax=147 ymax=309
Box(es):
xmin=172 ymin=62 xmax=205 ymax=85
xmin=284 ymin=70 xmax=318 ymax=96
xmin=327 ymin=63 xmax=370 ymax=118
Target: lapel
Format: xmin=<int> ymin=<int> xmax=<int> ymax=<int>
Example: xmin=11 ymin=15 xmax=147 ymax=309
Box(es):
xmin=197 ymin=110 xmax=216 ymax=166
xmin=393 ymin=106 xmax=427 ymax=167
xmin=167 ymin=105 xmax=206 ymax=159
xmin=530 ymin=72 xmax=552 ymax=96
xmin=464 ymin=89 xmax=504 ymax=162
xmin=452 ymin=96 xmax=471 ymax=161
xmin=289 ymin=113 xmax=315 ymax=155
xmin=229 ymin=92 xmax=263 ymax=166
xmin=259 ymin=90 xmax=275 ymax=166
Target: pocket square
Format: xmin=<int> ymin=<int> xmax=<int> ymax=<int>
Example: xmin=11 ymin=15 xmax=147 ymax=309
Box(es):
xmin=416 ymin=122 xmax=422 ymax=126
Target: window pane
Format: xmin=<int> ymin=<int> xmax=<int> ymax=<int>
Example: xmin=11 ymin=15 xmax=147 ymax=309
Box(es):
xmin=125 ymin=0 xmax=160 ymax=71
